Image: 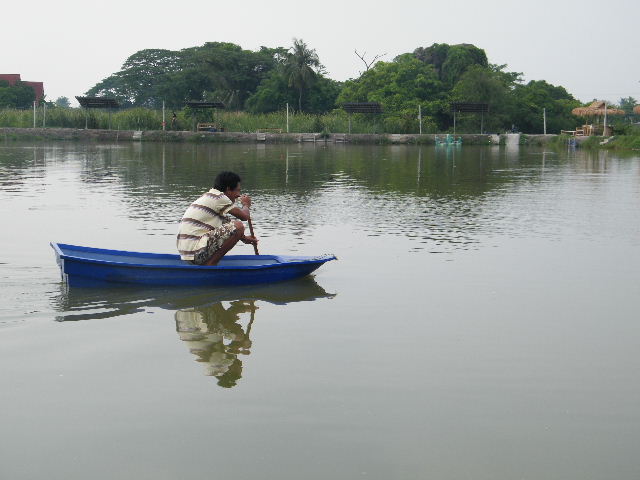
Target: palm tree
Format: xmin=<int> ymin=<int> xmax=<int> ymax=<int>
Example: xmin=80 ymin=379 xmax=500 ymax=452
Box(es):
xmin=283 ymin=39 xmax=321 ymax=112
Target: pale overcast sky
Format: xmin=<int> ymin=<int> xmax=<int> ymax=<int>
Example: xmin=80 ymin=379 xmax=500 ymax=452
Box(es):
xmin=3 ymin=0 xmax=639 ymax=105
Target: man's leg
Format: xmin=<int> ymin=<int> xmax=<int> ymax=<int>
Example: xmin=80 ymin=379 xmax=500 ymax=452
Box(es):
xmin=204 ymin=221 xmax=244 ymax=266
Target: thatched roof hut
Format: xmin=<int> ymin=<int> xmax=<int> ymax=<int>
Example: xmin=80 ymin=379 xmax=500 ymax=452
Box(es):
xmin=634 ymin=105 xmax=640 ymax=115
xmin=572 ymin=101 xmax=625 ymax=117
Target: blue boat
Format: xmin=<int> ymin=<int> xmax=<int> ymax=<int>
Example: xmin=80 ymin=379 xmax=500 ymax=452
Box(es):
xmin=51 ymin=243 xmax=336 ymax=287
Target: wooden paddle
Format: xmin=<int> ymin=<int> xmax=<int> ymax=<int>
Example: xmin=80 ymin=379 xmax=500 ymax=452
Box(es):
xmin=248 ymin=218 xmax=259 ymax=255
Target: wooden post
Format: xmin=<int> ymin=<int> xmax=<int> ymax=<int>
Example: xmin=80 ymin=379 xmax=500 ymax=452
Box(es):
xmin=162 ymin=100 xmax=166 ymax=131
xmin=42 ymin=103 xmax=46 ymax=128
xmin=286 ymin=103 xmax=289 ymax=133
xmin=603 ymin=102 xmax=608 ymax=135
xmin=33 ymin=101 xmax=36 ymax=128
xmin=418 ymin=105 xmax=422 ymax=134
xmin=348 ymin=114 xmax=352 ymax=134
xmin=543 ymin=108 xmax=547 ymax=135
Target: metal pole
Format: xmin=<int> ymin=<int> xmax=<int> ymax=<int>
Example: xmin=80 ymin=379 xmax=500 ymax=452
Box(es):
xmin=33 ymin=101 xmax=36 ymax=128
xmin=453 ymin=110 xmax=456 ymax=136
xmin=418 ymin=105 xmax=422 ymax=135
xmin=480 ymin=111 xmax=484 ymax=134
xmin=286 ymin=103 xmax=289 ymax=133
xmin=85 ymin=108 xmax=88 ymax=129
xmin=162 ymin=100 xmax=166 ymax=131
xmin=603 ymin=102 xmax=608 ymax=135
xmin=162 ymin=144 xmax=165 ymax=182
xmin=43 ymin=103 xmax=46 ymax=128
xmin=543 ymin=108 xmax=547 ymax=135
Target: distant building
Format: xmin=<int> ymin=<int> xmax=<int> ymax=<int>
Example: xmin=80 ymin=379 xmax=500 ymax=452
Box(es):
xmin=0 ymin=74 xmax=45 ymax=103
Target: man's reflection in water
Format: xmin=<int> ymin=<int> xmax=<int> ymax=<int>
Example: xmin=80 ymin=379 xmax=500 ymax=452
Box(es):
xmin=175 ymin=300 xmax=257 ymax=388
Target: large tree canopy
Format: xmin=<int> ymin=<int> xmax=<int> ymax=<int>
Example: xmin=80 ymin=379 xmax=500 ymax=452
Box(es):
xmin=83 ymin=40 xmax=585 ymax=133
xmin=86 ymin=43 xmax=287 ymax=109
xmin=337 ymin=53 xmax=445 ymax=131
xmin=511 ymin=80 xmax=580 ymax=133
xmin=86 ymin=40 xmax=338 ymax=112
xmin=414 ymin=43 xmax=488 ymax=86
xmin=338 ymin=42 xmax=582 ymax=133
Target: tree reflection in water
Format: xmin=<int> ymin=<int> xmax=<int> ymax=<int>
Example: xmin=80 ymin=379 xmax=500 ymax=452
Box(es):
xmin=175 ymin=300 xmax=257 ymax=388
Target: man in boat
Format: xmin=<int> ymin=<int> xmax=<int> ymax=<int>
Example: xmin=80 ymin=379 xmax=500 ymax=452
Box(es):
xmin=177 ymin=171 xmax=258 ymax=266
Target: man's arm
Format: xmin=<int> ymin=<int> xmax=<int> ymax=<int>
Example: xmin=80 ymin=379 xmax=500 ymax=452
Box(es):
xmin=228 ymin=195 xmax=251 ymax=221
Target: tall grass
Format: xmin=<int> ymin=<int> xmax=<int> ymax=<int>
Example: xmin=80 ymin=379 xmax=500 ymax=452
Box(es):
xmin=0 ymin=107 xmax=429 ymax=134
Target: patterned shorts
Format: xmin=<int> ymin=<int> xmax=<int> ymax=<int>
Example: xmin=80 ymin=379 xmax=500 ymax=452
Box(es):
xmin=192 ymin=223 xmax=238 ymax=265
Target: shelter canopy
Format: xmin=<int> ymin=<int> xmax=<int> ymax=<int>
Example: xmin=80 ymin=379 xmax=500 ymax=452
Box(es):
xmin=342 ymin=102 xmax=383 ymax=114
xmin=451 ymin=103 xmax=489 ymax=113
xmin=572 ymin=101 xmax=624 ymax=116
xmin=76 ymin=96 xmax=119 ymax=109
xmin=185 ymin=101 xmax=225 ymax=109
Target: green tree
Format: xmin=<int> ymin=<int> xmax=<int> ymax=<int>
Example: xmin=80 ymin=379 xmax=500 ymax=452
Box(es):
xmin=441 ymin=44 xmax=488 ymax=86
xmin=414 ymin=43 xmax=488 ymax=86
xmin=178 ymin=43 xmax=285 ymax=109
xmin=337 ymin=53 xmax=444 ymax=132
xmin=86 ymin=43 xmax=286 ymax=110
xmin=618 ymin=96 xmax=638 ymax=115
xmin=283 ymin=38 xmax=321 ymax=112
xmin=245 ymin=70 xmax=289 ymax=113
xmin=511 ymin=80 xmax=580 ymax=133
xmin=246 ymin=69 xmax=341 ymax=114
xmin=0 ymin=81 xmax=35 ymax=108
xmin=86 ymin=49 xmax=182 ymax=107
xmin=450 ymin=64 xmax=523 ymax=132
xmin=54 ymin=96 xmax=71 ymax=108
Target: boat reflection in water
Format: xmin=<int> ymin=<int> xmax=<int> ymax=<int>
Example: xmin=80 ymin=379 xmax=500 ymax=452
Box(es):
xmin=53 ymin=276 xmax=336 ymax=387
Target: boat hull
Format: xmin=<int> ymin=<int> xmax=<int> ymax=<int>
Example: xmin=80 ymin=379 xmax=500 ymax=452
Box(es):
xmin=51 ymin=243 xmax=335 ymax=287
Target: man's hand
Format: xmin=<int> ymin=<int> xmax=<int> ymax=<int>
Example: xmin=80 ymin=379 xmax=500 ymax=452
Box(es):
xmin=241 ymin=235 xmax=258 ymax=245
xmin=239 ymin=194 xmax=251 ymax=208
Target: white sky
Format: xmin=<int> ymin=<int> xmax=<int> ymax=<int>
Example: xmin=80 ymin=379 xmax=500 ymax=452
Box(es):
xmin=3 ymin=0 xmax=639 ymax=106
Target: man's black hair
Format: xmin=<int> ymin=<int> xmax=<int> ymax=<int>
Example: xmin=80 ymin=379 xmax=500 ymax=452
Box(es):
xmin=214 ymin=171 xmax=241 ymax=192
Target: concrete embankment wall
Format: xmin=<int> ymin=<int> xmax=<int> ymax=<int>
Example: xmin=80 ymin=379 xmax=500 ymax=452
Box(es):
xmin=0 ymin=127 xmax=559 ymax=145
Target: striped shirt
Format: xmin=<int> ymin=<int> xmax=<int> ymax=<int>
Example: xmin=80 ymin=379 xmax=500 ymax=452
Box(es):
xmin=177 ymin=189 xmax=234 ymax=260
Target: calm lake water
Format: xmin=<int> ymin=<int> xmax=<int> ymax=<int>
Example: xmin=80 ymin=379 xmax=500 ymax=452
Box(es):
xmin=1 ymin=141 xmax=639 ymax=480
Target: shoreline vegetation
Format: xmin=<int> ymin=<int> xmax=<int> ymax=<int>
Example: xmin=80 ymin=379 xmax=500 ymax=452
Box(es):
xmin=3 ymin=41 xmax=638 ymax=148
xmin=0 ymin=39 xmax=640 ymax=142
xmin=1 ymin=107 xmax=638 ymax=149
xmin=2 ymin=125 xmax=638 ymax=150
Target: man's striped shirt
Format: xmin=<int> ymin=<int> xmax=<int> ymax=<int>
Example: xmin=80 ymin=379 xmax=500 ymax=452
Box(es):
xmin=177 ymin=189 xmax=234 ymax=260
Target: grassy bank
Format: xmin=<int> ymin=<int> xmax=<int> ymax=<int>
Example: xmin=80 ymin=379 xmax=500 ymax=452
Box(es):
xmin=547 ymin=130 xmax=640 ymax=151
xmin=0 ymin=107 xmax=414 ymax=135
xmin=572 ymin=134 xmax=640 ymax=151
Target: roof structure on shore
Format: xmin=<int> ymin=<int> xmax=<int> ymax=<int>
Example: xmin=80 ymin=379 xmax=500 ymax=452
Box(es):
xmin=451 ymin=102 xmax=489 ymax=113
xmin=185 ymin=101 xmax=225 ymax=109
xmin=342 ymin=102 xmax=383 ymax=114
xmin=572 ymin=101 xmax=625 ymax=117
xmin=75 ymin=96 xmax=120 ymax=109
xmin=0 ymin=74 xmax=44 ymax=103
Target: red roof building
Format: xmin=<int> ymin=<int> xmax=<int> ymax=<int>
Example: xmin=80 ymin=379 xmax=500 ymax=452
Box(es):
xmin=0 ymin=74 xmax=45 ymax=103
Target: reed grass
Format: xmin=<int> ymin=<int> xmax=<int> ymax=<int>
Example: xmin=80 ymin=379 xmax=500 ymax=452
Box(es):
xmin=0 ymin=107 xmax=426 ymax=134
